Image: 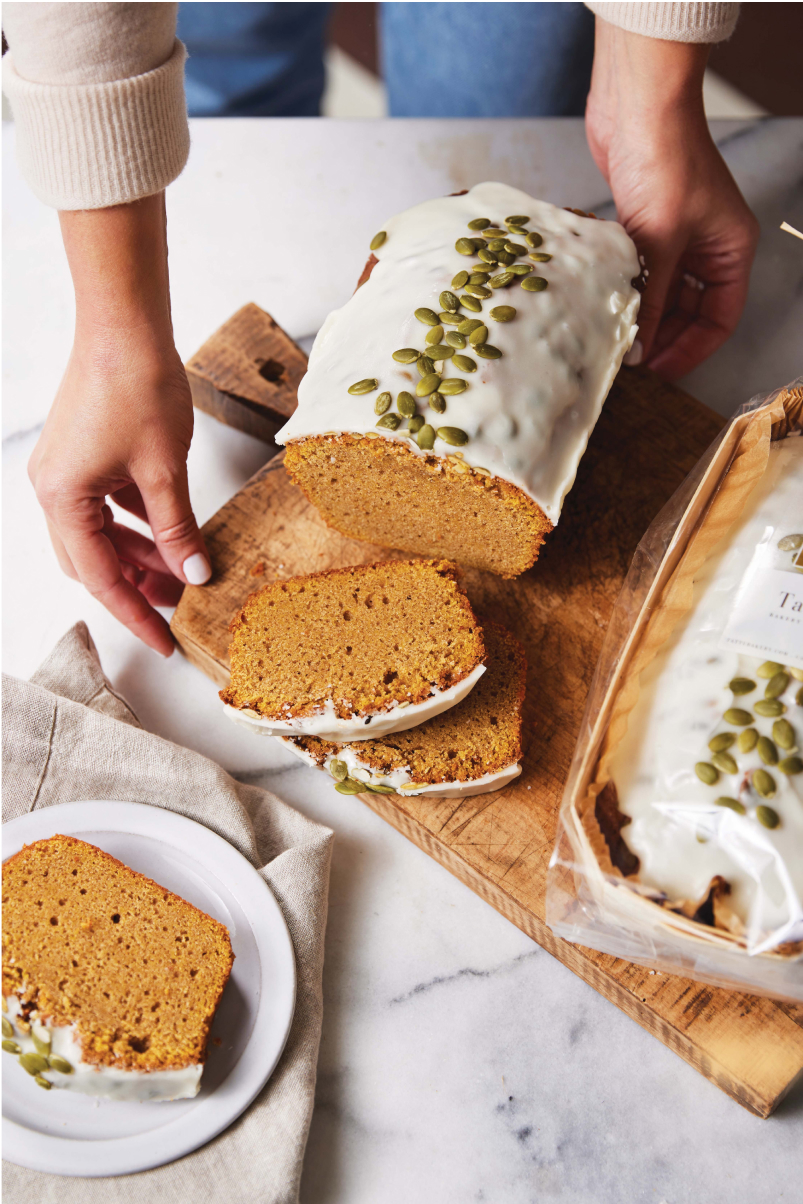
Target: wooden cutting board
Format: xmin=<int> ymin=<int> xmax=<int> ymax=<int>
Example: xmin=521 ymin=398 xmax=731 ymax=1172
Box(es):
xmin=173 ymin=304 xmax=803 ymax=1117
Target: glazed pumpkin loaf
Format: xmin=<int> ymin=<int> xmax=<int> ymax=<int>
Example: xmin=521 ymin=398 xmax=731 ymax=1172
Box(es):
xmin=221 ymin=559 xmax=486 ymax=740
xmin=281 ymin=621 xmax=526 ymax=798
xmin=279 ymin=181 xmax=641 ymax=578
xmin=2 ymin=835 xmax=233 ymax=1100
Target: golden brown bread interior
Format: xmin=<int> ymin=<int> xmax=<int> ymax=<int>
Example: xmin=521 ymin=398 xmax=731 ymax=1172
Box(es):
xmin=287 ymin=620 xmax=526 ymax=786
xmin=284 ymin=435 xmax=551 ymax=579
xmin=2 ymin=835 xmax=233 ymax=1071
xmin=220 ymin=558 xmax=486 ymax=720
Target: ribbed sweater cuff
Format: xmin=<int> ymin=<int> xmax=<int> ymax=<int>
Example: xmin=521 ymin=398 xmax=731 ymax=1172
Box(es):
xmin=586 ymin=3 xmax=740 ymax=43
xmin=2 ymin=39 xmax=190 ymax=210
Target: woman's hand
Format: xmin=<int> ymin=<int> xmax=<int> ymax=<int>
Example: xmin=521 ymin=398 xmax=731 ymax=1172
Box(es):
xmin=28 ymin=194 xmax=210 ymax=657
xmin=586 ymin=18 xmax=760 ymax=380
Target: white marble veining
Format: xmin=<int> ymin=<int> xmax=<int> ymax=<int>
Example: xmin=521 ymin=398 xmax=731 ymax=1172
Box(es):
xmin=3 ymin=118 xmax=803 ymax=1199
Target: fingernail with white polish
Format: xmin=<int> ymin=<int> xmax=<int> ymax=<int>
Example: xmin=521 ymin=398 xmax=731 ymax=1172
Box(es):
xmin=623 ymin=338 xmax=643 ymax=367
xmin=183 ymin=553 xmax=212 ymax=585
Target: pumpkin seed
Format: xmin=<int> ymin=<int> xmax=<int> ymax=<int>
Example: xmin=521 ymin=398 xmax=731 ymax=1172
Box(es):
xmin=486 ymin=238 xmax=508 ymax=251
xmin=335 ymin=778 xmax=365 ymax=795
xmin=468 ymin=325 xmax=488 ymax=345
xmin=452 ymin=354 xmax=476 ymax=373
xmin=528 ymin=252 xmax=553 ymax=262
xmin=715 ymin=796 xmax=746 ymax=815
xmin=757 ymin=736 xmax=778 ymax=765
xmin=376 ymin=413 xmax=401 ymax=430
xmin=490 ymin=272 xmax=515 ymax=289
xmin=525 ymin=231 xmax=543 ymax=248
xmin=473 ymin=238 xmax=488 ymax=250
xmin=506 ymin=224 xmax=528 ymax=237
xmin=446 ymin=331 xmax=467 ymax=349
xmin=417 ymin=355 xmax=435 ymax=376
xmin=724 ymin=708 xmax=752 ymax=726
xmin=757 ymin=660 xmax=784 ymax=678
xmin=329 ymin=759 xmax=348 ymax=781
xmin=504 ymin=242 xmax=528 ymax=257
xmin=790 ymin=667 xmax=803 ymax=681
xmin=365 ymin=783 xmax=397 ymax=794
xmin=474 ymin=344 xmax=503 ymax=359
xmin=695 ymin=762 xmax=719 ymax=785
xmin=32 ymin=1030 xmax=51 ymax=1055
xmin=765 ymin=671 xmax=790 ymax=699
xmin=712 ymin=751 xmax=738 ymax=775
xmin=34 ymin=1074 xmax=52 ymax=1090
xmin=465 ymin=283 xmax=492 ymax=298
xmin=467 ymin=217 xmax=491 ymax=230
xmin=509 ymin=264 xmax=533 ymax=275
xmin=460 ymin=294 xmax=483 ymax=312
xmin=19 ymin=1053 xmax=49 ymax=1076
xmin=798 ymin=686 xmax=803 ymax=707
xmin=425 ymin=325 xmax=445 ymax=346
xmin=496 ymin=250 xmax=515 ymax=266
xmin=440 ymin=311 xmax=462 ymax=326
xmin=778 ymin=533 xmax=803 ymax=551
xmin=370 ymin=231 xmax=387 ymax=250
xmin=452 ymin=270 xmax=470 ymax=289
xmin=708 ymin=732 xmax=736 ymax=753
xmin=469 ymin=272 xmax=490 ymax=284
xmin=427 ymin=345 xmax=456 ymax=361
xmin=437 ymin=426 xmax=469 ymax=447
xmin=477 ymin=248 xmax=499 ymax=265
xmin=416 ymin=373 xmax=442 ymax=397
xmin=429 ymin=393 xmax=446 ymax=414
xmin=48 ymin=1055 xmax=73 ymax=1073
xmin=752 ymin=769 xmax=776 ymax=798
xmin=779 ymin=755 xmax=803 ymax=775
xmin=455 ymin=237 xmax=477 ymax=256
xmin=397 ymin=392 xmax=417 ymax=417
xmin=405 ymin=415 xmax=424 ymax=435
xmin=754 ymin=699 xmax=786 ymax=718
xmin=738 ymin=727 xmax=759 ymax=753
xmin=417 ymin=424 xmax=436 ymax=450
xmin=505 ymin=214 xmax=530 ymax=225
xmin=756 ymin=805 xmax=781 ymax=829
xmin=439 ymin=378 xmax=468 ymax=395
xmin=458 ymin=318 xmax=484 ymax=334
xmin=392 ymin=348 xmax=420 ymax=364
xmin=490 ymin=305 xmax=516 ymax=322
xmin=2 ymin=1018 xmax=12 ymax=1039
xmin=773 ymin=718 xmax=795 ymax=750
xmin=2 ymin=1040 xmax=21 ymax=1054
xmin=348 ymin=378 xmax=378 ymax=395
xmin=521 ymin=276 xmax=548 ymax=292
xmin=415 ymin=307 xmax=440 ymax=326
xmin=481 ymin=229 xmax=506 ymax=238
xmin=440 ymin=290 xmax=460 ymax=313
xmin=729 ymin=677 xmax=756 ymax=695
xmin=374 ymin=392 xmax=392 ymax=415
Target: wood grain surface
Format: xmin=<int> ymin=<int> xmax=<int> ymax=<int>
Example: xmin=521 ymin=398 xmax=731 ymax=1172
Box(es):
xmin=174 ymin=324 xmax=803 ymax=1117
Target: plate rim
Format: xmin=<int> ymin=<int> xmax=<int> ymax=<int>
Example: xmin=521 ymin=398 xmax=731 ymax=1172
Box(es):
xmin=1 ymin=800 xmax=297 ymax=1177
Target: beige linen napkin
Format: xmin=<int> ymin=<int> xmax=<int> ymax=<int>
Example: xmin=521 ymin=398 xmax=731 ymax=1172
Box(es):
xmin=2 ymin=622 xmax=333 ymax=1204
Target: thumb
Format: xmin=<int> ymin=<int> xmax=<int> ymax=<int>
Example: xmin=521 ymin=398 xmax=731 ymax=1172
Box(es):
xmin=138 ymin=461 xmax=212 ymax=587
xmin=624 ymin=235 xmax=680 ymax=367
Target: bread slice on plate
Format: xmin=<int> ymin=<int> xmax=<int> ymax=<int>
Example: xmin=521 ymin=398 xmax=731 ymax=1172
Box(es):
xmin=221 ymin=559 xmax=487 ymax=740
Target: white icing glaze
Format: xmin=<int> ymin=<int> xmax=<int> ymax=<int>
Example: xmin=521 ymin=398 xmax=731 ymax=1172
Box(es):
xmin=610 ymin=436 xmax=803 ymax=955
xmin=224 ymin=662 xmax=486 ymax=741
xmin=278 ymin=733 xmax=521 ymax=797
xmin=277 ymin=182 xmax=640 ymax=524
xmin=4 ymin=994 xmax=202 ymax=1101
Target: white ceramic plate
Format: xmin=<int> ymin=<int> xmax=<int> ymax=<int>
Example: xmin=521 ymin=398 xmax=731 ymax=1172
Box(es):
xmin=2 ymin=801 xmax=296 ymax=1177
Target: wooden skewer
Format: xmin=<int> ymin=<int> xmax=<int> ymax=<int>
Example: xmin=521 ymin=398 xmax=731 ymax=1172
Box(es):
xmin=780 ymin=221 xmax=803 ymax=241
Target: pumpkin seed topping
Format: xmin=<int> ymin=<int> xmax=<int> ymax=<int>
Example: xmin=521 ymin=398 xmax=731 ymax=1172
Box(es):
xmin=715 ymin=797 xmax=746 ymax=815
xmin=370 ymin=231 xmax=387 ymax=250
xmin=429 ymin=393 xmax=446 ymax=414
xmin=525 ymin=231 xmax=544 ymax=248
xmin=365 ymin=783 xmax=397 ymax=794
xmin=455 ymin=237 xmax=477 ymax=256
xmin=439 ymin=311 xmax=462 ymax=326
xmin=505 ymin=214 xmax=530 ymax=225
xmin=798 ymin=686 xmax=803 ymax=707
xmin=416 ymin=373 xmax=442 ymax=397
xmin=724 ymin=708 xmax=752 ymax=726
xmin=773 ymin=718 xmax=795 ymax=750
xmin=468 ymin=324 xmax=488 ymax=345
xmin=490 ymin=272 xmax=515 ymax=289
xmin=34 ymin=1074 xmax=52 ymax=1090
xmin=465 ymin=283 xmax=492 ymax=298
xmin=376 ymin=413 xmax=402 ymax=430
xmin=708 ymin=732 xmax=736 ymax=753
xmin=417 ymin=355 xmax=435 ymax=376
xmin=695 ymin=762 xmax=719 ymax=785
xmin=467 ymin=217 xmax=491 ymax=230
xmin=756 ymin=805 xmax=781 ymax=829
xmin=481 ymin=229 xmax=506 ymax=238
xmin=755 ymin=699 xmax=786 ymax=718
xmin=738 ymin=727 xmax=759 ymax=753
xmin=790 ymin=667 xmax=803 ymax=681
xmin=415 ymin=307 xmax=440 ymax=326
xmin=477 ymin=248 xmax=499 ymax=265
xmin=348 ymin=378 xmax=378 ymax=395
xmin=427 ymin=345 xmax=455 ymax=361
xmin=509 ymin=264 xmax=533 ymax=275
xmin=729 ymin=677 xmax=756 ymax=695
xmin=32 ymin=1030 xmax=51 ymax=1055
xmin=460 ymin=294 xmax=483 ymax=312
xmin=392 ymin=348 xmax=420 ymax=364
xmin=752 ymin=768 xmax=776 ymax=798
xmin=48 ymin=1055 xmax=74 ymax=1074
xmin=529 ymin=252 xmax=553 ymax=262
xmin=446 ymin=331 xmax=467 ymax=349
xmin=335 ymin=778 xmax=365 ymax=795
xmin=452 ymin=354 xmax=476 ymax=373
xmin=451 ymin=270 xmax=470 ymax=289
xmin=439 ymin=378 xmax=468 ymax=395
xmin=504 ymin=241 xmax=528 ymax=256
xmin=417 ymin=424 xmax=436 ymax=450
xmin=474 ymin=343 xmax=503 ymax=359
xmin=19 ymin=1053 xmax=49 ymax=1076
xmin=779 ymin=755 xmax=803 ymax=775
xmin=757 ymin=660 xmax=784 ymax=678
xmin=712 ymin=751 xmax=738 ymax=775
xmin=486 ymin=238 xmax=507 ymax=251
xmin=490 ymin=305 xmax=516 ymax=321
xmin=458 ymin=318 xmax=484 ymax=334
xmin=469 ymin=272 xmax=490 ymax=284
xmin=425 ymin=325 xmax=445 ymax=345
xmin=506 ymin=224 xmax=528 ymax=236
xmin=2 ymin=1040 xmax=21 ymax=1054
xmin=765 ymin=671 xmax=790 ymax=699
xmin=757 ymin=736 xmax=779 ymax=766
xmin=407 ymin=415 xmax=425 ymax=434
xmin=440 ymin=290 xmax=460 ymax=313
xmin=496 ymin=250 xmax=516 ymax=266
xmin=437 ymin=426 xmax=470 ymax=446
xmin=329 ymin=759 xmax=348 ymax=781
xmin=374 ymin=392 xmax=391 ymax=415
xmin=2 ymin=1018 xmax=12 ymax=1039
xmin=521 ymin=275 xmax=548 ymax=292
xmin=397 ymin=391 xmax=417 ymax=417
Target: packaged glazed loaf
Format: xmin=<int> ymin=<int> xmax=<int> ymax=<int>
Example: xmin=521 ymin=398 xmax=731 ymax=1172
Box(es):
xmin=547 ymin=380 xmax=803 ymax=1001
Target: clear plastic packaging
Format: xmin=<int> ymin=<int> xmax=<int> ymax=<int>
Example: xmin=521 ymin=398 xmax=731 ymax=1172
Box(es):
xmin=546 ymin=380 xmax=803 ymax=1001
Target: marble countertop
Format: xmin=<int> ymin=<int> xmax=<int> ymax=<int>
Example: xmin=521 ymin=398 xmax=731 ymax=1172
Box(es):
xmin=3 ymin=117 xmax=803 ymax=1201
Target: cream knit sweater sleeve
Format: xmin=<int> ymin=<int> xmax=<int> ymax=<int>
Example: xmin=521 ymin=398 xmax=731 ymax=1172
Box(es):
xmin=586 ymin=3 xmax=740 ymax=43
xmin=2 ymin=2 xmax=188 ymax=210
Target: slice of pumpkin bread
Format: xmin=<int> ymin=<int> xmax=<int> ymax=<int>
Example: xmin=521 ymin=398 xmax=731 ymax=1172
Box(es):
xmin=221 ymin=559 xmax=487 ymax=741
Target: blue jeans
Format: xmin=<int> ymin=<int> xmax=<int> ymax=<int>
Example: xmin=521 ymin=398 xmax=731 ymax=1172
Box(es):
xmin=177 ymin=2 xmax=594 ymax=118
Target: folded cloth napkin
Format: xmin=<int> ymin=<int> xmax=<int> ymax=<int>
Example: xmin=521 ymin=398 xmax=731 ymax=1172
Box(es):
xmin=2 ymin=622 xmax=333 ymax=1204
